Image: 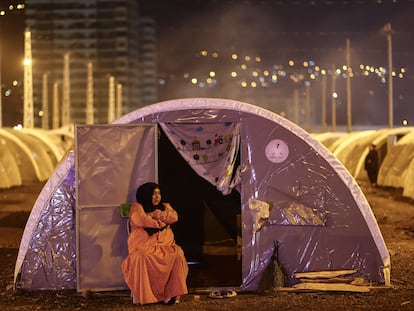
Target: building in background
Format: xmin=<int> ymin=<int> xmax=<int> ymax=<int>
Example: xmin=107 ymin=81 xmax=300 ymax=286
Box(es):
xmin=25 ymin=0 xmax=156 ymax=126
xmin=139 ymin=17 xmax=157 ymax=105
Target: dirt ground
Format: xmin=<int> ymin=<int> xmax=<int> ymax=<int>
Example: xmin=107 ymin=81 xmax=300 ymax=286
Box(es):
xmin=1 ymin=181 xmax=414 ymax=310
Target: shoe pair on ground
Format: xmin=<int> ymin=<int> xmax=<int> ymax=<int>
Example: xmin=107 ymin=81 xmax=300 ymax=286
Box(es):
xmin=208 ymin=290 xmax=237 ymax=299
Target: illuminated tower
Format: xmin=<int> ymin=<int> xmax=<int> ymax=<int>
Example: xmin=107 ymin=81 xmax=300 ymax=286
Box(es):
xmin=52 ymin=82 xmax=59 ymax=129
xmin=116 ymin=83 xmax=122 ymax=119
xmin=23 ymin=29 xmax=33 ymax=128
xmin=86 ymin=61 xmax=94 ymax=124
xmin=107 ymin=75 xmax=115 ymax=123
xmin=62 ymin=52 xmax=70 ymax=127
xmin=41 ymin=73 xmax=48 ymax=129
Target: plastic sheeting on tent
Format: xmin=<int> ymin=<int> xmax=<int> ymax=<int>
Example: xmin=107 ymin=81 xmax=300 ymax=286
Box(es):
xmin=14 ymin=98 xmax=390 ymax=293
xmin=378 ymin=129 xmax=414 ymax=196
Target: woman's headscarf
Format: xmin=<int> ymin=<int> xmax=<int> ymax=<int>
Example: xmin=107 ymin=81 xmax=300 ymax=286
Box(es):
xmin=136 ymin=182 xmax=164 ymax=213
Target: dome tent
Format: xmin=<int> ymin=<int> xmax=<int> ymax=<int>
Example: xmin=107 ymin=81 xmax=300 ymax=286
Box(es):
xmin=0 ymin=127 xmax=74 ymax=189
xmin=0 ymin=137 xmax=22 ymax=188
xmin=314 ymin=127 xmax=414 ymax=184
xmin=312 ymin=132 xmax=346 ymax=150
xmin=0 ymin=128 xmax=40 ymax=185
xmin=20 ymin=128 xmax=70 ymax=166
xmin=403 ymin=156 xmax=414 ymax=199
xmin=378 ymin=129 xmax=414 ymax=199
xmin=14 ymin=98 xmax=390 ymax=293
xmin=352 ymin=127 xmax=414 ymax=182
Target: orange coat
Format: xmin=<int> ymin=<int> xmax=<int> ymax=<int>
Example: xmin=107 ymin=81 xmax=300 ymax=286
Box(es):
xmin=121 ymin=202 xmax=188 ymax=305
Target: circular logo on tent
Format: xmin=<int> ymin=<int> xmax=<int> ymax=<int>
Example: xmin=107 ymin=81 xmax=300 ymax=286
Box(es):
xmin=265 ymin=139 xmax=289 ymax=163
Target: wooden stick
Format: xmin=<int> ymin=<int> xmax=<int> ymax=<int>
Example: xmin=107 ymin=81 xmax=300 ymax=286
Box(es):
xmin=294 ymin=269 xmax=357 ymax=279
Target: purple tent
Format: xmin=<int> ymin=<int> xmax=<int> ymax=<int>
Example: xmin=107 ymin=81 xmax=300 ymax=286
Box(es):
xmin=14 ymin=98 xmax=390 ymax=292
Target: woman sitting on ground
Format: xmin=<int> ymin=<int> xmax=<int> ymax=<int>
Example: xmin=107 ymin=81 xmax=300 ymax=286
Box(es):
xmin=121 ymin=182 xmax=188 ymax=305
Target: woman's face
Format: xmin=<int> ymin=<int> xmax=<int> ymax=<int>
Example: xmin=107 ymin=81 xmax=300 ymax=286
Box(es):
xmin=152 ymin=187 xmax=161 ymax=205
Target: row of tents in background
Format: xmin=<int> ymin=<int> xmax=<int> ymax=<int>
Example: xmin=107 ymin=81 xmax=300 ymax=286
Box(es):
xmin=1 ymin=123 xmax=414 ymax=199
xmin=313 ymin=126 xmax=414 ymax=200
xmin=0 ymin=125 xmax=74 ymax=189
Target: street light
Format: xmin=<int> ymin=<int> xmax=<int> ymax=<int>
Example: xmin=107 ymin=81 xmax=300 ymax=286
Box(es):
xmin=23 ymin=29 xmax=34 ymax=128
xmin=331 ymin=65 xmax=337 ymax=132
xmin=384 ymin=23 xmax=393 ymax=129
xmin=345 ymin=39 xmax=352 ymax=133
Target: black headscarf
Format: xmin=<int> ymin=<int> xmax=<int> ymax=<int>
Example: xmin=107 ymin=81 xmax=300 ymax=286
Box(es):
xmin=135 ymin=182 xmax=165 ymax=213
xmin=135 ymin=182 xmax=166 ymax=236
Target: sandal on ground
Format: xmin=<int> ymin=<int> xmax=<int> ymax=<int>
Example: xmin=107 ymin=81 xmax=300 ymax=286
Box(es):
xmin=223 ymin=290 xmax=237 ymax=298
xmin=208 ymin=290 xmax=237 ymax=299
xmin=208 ymin=290 xmax=224 ymax=299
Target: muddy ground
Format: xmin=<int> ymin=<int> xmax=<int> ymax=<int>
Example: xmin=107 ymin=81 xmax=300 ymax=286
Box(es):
xmin=1 ymin=181 xmax=414 ymax=310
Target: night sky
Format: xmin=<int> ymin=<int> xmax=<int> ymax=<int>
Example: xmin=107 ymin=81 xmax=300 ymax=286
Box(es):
xmin=1 ymin=0 xmax=414 ymax=127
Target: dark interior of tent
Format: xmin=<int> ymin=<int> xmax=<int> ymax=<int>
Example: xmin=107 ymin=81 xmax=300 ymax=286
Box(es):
xmin=158 ymin=126 xmax=242 ymax=289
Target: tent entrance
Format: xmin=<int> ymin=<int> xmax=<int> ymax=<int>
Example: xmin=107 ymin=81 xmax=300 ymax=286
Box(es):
xmin=74 ymin=123 xmax=241 ymax=291
xmin=158 ymin=126 xmax=242 ymax=288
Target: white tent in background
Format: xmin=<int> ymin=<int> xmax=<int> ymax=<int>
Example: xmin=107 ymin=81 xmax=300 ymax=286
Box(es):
xmin=313 ymin=128 xmax=414 ymax=183
xmin=2 ymin=128 xmax=55 ymax=181
xmin=378 ymin=130 xmax=414 ymax=195
xmin=0 ymin=127 xmax=74 ymax=189
xmin=0 ymin=137 xmax=22 ymax=188
xmin=50 ymin=124 xmax=75 ymax=151
xmin=14 ymin=98 xmax=390 ymax=293
xmin=0 ymin=128 xmax=39 ymax=184
xmin=312 ymin=132 xmax=346 ymax=150
xmin=333 ymin=131 xmax=377 ymax=177
xmin=20 ymin=128 xmax=68 ymax=165
xmin=331 ymin=131 xmax=376 ymax=156
xmin=354 ymin=127 xmax=414 ymax=182
xmin=402 ymin=157 xmax=414 ymax=200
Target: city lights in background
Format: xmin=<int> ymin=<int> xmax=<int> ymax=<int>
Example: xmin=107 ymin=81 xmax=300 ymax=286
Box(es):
xmin=177 ymin=49 xmax=408 ymax=90
xmin=0 ymin=3 xmax=25 ymax=16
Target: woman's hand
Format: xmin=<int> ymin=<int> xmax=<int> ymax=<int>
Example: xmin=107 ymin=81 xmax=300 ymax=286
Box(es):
xmin=150 ymin=202 xmax=178 ymax=224
xmin=156 ymin=219 xmax=166 ymax=228
xmin=151 ymin=209 xmax=163 ymax=219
